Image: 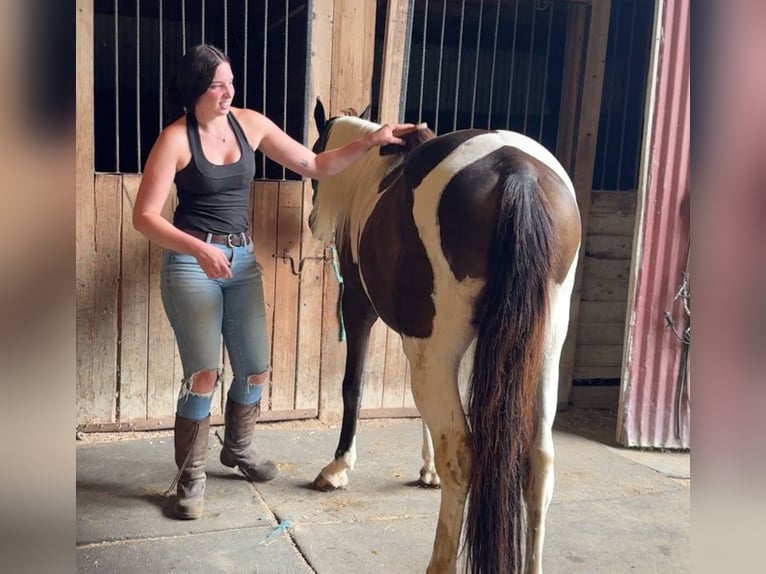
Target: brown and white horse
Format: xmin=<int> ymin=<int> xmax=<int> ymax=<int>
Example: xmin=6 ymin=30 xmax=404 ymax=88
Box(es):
xmin=308 ymin=101 xmax=581 ymax=574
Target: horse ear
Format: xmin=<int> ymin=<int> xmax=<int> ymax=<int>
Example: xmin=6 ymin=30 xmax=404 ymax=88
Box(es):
xmin=359 ymin=104 xmax=372 ymax=121
xmin=314 ymin=97 xmax=327 ymax=132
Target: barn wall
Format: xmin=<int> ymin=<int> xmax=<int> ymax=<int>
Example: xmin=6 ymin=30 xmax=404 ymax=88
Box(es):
xmin=570 ymin=189 xmax=636 ymax=408
xmin=76 ymin=0 xmax=649 ymax=429
xmin=619 ymin=0 xmax=690 ymax=449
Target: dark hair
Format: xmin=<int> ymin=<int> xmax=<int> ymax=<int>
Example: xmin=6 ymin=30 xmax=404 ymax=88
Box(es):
xmin=164 ymin=44 xmax=230 ymax=126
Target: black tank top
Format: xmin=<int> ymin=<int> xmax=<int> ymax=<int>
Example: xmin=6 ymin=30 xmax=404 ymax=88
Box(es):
xmin=173 ymin=112 xmax=256 ymax=234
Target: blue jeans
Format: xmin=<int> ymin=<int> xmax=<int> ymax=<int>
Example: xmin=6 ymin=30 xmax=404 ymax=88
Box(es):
xmin=160 ymin=237 xmax=269 ymax=420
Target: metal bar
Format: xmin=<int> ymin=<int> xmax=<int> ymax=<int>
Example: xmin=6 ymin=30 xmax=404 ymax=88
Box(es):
xmin=452 ymin=0 xmax=466 ymax=130
xmin=224 ymin=0 xmax=229 ymax=54
xmin=504 ymin=0 xmax=520 ymax=129
xmin=417 ymin=0 xmax=429 ymax=123
xmin=617 ymin=0 xmax=639 ymax=189
xmin=262 ymin=0 xmax=269 ymax=174
xmin=159 ymin=0 xmax=164 ymax=131
xmin=114 ymin=0 xmax=120 ymax=172
xmin=243 ymin=0 xmax=249 ymax=107
xmin=433 ymin=0 xmax=447 ymax=133
xmin=282 ymin=0 xmax=289 ymax=179
xmin=201 ymin=0 xmax=205 ymax=44
xmin=268 ymin=3 xmax=307 ymax=32
xmin=136 ymin=0 xmax=141 ymax=171
xmin=182 ymin=0 xmax=187 ymax=54
xmin=486 ymin=0 xmax=502 ymax=129
xmin=469 ymin=0 xmax=484 ymax=128
xmin=523 ymin=5 xmax=538 ymax=134
xmin=538 ymin=3 xmax=554 ymax=142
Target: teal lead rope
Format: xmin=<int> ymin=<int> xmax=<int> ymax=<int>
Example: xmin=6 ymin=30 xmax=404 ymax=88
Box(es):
xmin=330 ymin=244 xmax=346 ymax=342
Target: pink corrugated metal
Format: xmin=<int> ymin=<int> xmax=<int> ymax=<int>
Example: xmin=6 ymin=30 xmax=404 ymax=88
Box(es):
xmin=618 ymin=0 xmax=690 ymax=449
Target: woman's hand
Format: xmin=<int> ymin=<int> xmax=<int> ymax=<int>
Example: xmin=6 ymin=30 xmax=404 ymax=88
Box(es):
xmin=364 ymin=123 xmax=417 ymax=148
xmin=193 ymin=243 xmax=234 ymax=280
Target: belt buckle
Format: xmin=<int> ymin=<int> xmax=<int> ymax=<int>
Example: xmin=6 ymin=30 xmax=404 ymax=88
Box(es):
xmin=225 ymin=233 xmax=236 ymax=248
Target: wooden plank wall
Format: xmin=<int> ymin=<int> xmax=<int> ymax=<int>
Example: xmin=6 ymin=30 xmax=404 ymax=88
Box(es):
xmin=76 ymin=182 xmax=635 ymax=427
xmin=77 ymin=178 xmax=321 ymax=429
xmin=76 ymin=166 xmax=422 ymax=429
xmin=574 ymin=190 xmax=636 ymax=382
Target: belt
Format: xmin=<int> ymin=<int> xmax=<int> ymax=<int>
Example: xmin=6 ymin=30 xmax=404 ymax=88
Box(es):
xmin=182 ymin=228 xmax=251 ymax=247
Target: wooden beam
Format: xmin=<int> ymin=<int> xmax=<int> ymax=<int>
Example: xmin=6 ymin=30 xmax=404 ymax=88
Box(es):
xmin=75 ymin=0 xmax=94 ymax=416
xmin=555 ymin=3 xmax=588 ymax=173
xmin=308 ymin=0 xmax=335 ymax=128
xmin=377 ymin=0 xmax=413 ymax=122
xmin=76 ymin=0 xmax=117 ymax=423
xmin=76 ymin=409 xmax=318 ymax=433
xmin=558 ymin=0 xmax=612 ymax=409
xmin=329 ymin=0 xmax=377 ymax=116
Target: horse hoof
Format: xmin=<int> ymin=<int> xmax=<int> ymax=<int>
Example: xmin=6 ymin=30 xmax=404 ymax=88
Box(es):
xmin=313 ymin=473 xmax=342 ymax=492
xmin=419 ymin=469 xmax=441 ymax=488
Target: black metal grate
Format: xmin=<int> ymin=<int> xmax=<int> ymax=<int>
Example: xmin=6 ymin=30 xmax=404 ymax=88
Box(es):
xmin=390 ymin=0 xmax=655 ymax=191
xmin=93 ymin=0 xmax=309 ymax=180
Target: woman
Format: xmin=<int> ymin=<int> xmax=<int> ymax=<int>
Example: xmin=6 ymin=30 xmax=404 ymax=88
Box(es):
xmin=133 ymin=44 xmax=411 ymax=520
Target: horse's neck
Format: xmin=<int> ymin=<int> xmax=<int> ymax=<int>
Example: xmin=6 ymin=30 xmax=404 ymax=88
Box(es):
xmin=339 ymin=153 xmax=393 ymax=252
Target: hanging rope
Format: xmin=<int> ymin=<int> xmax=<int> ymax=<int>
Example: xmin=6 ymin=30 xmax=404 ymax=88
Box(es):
xmin=664 ymin=244 xmax=690 ymax=440
xmin=330 ymin=244 xmax=346 ymax=342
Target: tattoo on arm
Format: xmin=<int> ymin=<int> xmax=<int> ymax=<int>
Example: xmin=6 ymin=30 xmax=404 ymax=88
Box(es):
xmin=299 ymin=159 xmax=309 ymax=168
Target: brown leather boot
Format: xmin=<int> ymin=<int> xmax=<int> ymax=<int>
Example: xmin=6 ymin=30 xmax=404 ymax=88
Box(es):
xmin=219 ymin=399 xmax=278 ymax=482
xmin=165 ymin=414 xmax=210 ymax=519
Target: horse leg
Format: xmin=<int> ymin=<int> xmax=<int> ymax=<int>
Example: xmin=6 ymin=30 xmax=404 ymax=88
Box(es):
xmin=313 ymin=282 xmax=377 ymax=491
xmin=404 ymin=337 xmax=470 ymax=574
xmin=524 ymin=281 xmax=574 ymax=574
xmin=419 ymin=420 xmax=440 ymax=487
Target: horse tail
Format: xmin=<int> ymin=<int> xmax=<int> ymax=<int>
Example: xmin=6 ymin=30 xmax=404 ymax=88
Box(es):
xmin=465 ymin=164 xmax=554 ymax=574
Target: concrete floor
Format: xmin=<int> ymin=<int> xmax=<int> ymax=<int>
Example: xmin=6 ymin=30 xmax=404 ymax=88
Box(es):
xmin=76 ymin=409 xmax=689 ymax=573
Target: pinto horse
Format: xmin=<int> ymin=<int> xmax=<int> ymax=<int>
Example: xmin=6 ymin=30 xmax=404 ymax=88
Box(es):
xmin=308 ymin=101 xmax=580 ymax=574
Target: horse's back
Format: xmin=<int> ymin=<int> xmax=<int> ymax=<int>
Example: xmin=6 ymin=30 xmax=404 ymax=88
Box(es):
xmin=356 ymin=127 xmax=580 ymax=340
xmin=402 ymin=128 xmax=580 ymax=284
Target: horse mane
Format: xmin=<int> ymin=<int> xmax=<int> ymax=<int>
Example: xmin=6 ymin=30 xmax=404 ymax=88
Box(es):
xmin=311 ymin=117 xmax=382 ymax=248
xmin=311 ymin=117 xmax=419 ymax=258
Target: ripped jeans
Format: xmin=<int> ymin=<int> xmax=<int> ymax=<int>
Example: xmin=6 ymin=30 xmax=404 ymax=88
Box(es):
xmin=160 ymin=237 xmax=269 ymax=420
